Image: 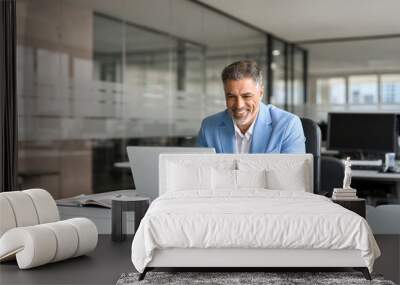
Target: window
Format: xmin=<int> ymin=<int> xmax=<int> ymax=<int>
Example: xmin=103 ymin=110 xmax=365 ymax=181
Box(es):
xmin=381 ymin=74 xmax=400 ymax=104
xmin=349 ymin=75 xmax=378 ymax=104
xmin=316 ymin=78 xmax=346 ymax=105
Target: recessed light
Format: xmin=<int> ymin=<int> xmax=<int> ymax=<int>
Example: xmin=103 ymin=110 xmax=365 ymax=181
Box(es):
xmin=272 ymin=50 xmax=280 ymax=56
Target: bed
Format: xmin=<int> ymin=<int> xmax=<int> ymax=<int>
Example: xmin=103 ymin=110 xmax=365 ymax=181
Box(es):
xmin=131 ymin=154 xmax=380 ymax=280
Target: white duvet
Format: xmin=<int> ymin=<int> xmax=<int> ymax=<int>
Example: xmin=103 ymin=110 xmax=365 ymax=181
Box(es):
xmin=131 ymin=190 xmax=380 ymax=273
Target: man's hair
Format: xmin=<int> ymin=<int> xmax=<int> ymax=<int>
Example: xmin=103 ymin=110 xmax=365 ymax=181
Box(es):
xmin=221 ymin=60 xmax=263 ymax=87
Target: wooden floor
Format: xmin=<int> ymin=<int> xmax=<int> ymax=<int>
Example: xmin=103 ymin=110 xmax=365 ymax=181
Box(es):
xmin=0 ymin=235 xmax=398 ymax=285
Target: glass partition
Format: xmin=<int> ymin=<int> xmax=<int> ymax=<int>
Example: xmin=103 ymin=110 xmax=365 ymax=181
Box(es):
xmin=316 ymin=78 xmax=346 ymax=105
xmin=269 ymin=38 xmax=286 ymax=106
xmin=381 ymin=74 xmax=400 ymax=104
xmin=292 ymin=47 xmax=305 ymax=106
xmin=268 ymin=38 xmax=306 ymax=112
xmin=16 ymin=0 xmax=307 ymax=198
xmin=349 ymin=75 xmax=378 ymax=104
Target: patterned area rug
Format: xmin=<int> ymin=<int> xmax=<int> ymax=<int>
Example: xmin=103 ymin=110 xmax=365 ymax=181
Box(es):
xmin=116 ymin=271 xmax=396 ymax=285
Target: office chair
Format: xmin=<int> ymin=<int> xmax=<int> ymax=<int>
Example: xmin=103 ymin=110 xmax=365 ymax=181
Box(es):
xmin=300 ymin=118 xmax=321 ymax=194
xmin=320 ymin=156 xmax=345 ymax=197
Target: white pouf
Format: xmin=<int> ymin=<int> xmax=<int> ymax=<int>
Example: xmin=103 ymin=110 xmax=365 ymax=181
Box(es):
xmin=0 ymin=189 xmax=98 ymax=269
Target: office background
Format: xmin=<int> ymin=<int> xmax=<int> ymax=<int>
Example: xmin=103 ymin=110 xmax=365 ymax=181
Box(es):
xmin=14 ymin=0 xmax=400 ymax=202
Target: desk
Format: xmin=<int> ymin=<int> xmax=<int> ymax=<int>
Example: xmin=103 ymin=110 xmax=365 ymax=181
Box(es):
xmin=352 ymin=170 xmax=400 ymax=233
xmin=114 ymin=161 xmax=130 ymax=168
xmin=353 ymin=170 xmax=400 ymax=181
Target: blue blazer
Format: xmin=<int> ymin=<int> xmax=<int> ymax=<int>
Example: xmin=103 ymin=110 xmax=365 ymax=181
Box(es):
xmin=197 ymin=103 xmax=306 ymax=154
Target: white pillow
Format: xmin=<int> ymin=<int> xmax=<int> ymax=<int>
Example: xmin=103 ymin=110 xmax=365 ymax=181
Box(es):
xmin=212 ymin=168 xmax=237 ymax=190
xmin=167 ymin=162 xmax=212 ymax=191
xmin=236 ymin=169 xmax=267 ymax=189
xmin=266 ymin=161 xmax=308 ymax=192
xmin=211 ymin=168 xmax=268 ymax=190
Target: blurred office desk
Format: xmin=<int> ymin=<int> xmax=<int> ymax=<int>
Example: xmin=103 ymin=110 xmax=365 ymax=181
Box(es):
xmin=353 ymin=170 xmax=400 ymax=208
xmin=114 ymin=161 xmax=130 ymax=168
xmin=353 ymin=170 xmax=400 ymax=181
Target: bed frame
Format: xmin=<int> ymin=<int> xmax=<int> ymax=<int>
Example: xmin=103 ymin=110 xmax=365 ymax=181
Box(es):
xmin=137 ymin=154 xmax=372 ymax=281
xmin=138 ymin=248 xmax=371 ymax=280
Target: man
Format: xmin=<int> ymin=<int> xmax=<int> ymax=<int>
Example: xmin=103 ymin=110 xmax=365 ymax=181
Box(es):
xmin=197 ymin=60 xmax=305 ymax=154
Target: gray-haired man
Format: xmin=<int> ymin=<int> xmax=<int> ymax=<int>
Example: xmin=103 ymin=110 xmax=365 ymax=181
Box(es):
xmin=197 ymin=60 xmax=305 ymax=154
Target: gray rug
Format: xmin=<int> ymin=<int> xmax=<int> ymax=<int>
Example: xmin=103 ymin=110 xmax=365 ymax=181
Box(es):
xmin=116 ymin=271 xmax=396 ymax=285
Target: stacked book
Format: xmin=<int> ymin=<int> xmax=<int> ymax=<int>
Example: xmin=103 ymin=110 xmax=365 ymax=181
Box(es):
xmin=332 ymin=188 xmax=358 ymax=200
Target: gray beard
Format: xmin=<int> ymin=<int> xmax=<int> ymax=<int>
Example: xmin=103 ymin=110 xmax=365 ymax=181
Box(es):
xmin=233 ymin=117 xmax=247 ymax=126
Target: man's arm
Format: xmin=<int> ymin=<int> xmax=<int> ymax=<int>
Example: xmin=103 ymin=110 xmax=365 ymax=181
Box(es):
xmin=196 ymin=121 xmax=208 ymax=147
xmin=281 ymin=116 xmax=306 ymax=154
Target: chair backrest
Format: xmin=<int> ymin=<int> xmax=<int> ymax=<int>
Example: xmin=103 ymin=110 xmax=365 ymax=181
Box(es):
xmin=321 ymin=156 xmax=345 ymax=196
xmin=0 ymin=189 xmax=59 ymax=237
xmin=159 ymin=153 xmax=314 ymax=195
xmin=300 ymin=118 xmax=321 ymax=194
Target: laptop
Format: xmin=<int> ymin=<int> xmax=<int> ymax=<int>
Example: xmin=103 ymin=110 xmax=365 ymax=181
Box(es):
xmin=127 ymin=146 xmax=215 ymax=200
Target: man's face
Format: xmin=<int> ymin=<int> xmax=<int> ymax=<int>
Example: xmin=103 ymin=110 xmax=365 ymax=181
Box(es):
xmin=224 ymin=78 xmax=263 ymax=128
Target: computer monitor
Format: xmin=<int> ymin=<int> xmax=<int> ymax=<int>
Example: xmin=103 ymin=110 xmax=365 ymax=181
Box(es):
xmin=327 ymin=112 xmax=398 ymax=153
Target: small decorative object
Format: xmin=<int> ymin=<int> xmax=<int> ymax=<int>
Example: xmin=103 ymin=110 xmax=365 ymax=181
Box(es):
xmin=342 ymin=157 xmax=353 ymax=190
xmin=332 ymin=157 xmax=358 ymax=200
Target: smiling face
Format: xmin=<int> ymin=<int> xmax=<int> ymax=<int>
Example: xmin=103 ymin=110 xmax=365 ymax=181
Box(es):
xmin=224 ymin=78 xmax=263 ymax=133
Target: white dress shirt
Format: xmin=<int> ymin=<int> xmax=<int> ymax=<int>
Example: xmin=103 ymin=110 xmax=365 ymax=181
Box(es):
xmin=233 ymin=119 xmax=256 ymax=154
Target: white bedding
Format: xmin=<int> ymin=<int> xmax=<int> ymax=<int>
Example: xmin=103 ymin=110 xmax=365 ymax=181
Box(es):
xmin=131 ymin=190 xmax=380 ymax=273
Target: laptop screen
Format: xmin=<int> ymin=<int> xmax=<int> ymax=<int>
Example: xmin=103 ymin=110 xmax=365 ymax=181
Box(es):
xmin=127 ymin=146 xmax=215 ymax=200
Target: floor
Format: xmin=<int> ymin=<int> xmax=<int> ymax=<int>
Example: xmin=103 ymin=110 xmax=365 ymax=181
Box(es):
xmin=0 ymin=235 xmax=134 ymax=285
xmin=0 ymin=235 xmax=399 ymax=285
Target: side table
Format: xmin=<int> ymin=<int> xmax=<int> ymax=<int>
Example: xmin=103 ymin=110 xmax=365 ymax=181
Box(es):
xmin=112 ymin=196 xmax=150 ymax=242
xmin=332 ymin=198 xmax=366 ymax=218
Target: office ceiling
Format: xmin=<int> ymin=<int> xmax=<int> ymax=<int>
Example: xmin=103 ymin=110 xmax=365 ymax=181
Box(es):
xmin=199 ymin=0 xmax=400 ymax=42
xmin=200 ymin=0 xmax=400 ymax=74
xmin=72 ymin=0 xmax=264 ymax=52
xmin=75 ymin=0 xmax=400 ymax=74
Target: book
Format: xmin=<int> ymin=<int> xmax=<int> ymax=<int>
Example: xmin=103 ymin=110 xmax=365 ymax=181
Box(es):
xmin=333 ymin=188 xmax=357 ymax=193
xmin=57 ymin=195 xmax=112 ymax=208
xmin=56 ymin=190 xmax=137 ymax=209
xmin=332 ymin=194 xmax=358 ymax=200
xmin=332 ymin=192 xmax=358 ymax=197
xmin=332 ymin=196 xmax=359 ymax=200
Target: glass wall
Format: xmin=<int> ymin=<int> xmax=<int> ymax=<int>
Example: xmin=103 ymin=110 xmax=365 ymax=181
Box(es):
xmin=269 ymin=38 xmax=285 ymax=106
xmin=269 ymin=37 xmax=306 ymax=112
xmin=316 ymin=78 xmax=346 ymax=105
xmin=291 ymin=47 xmax=306 ymax=111
xmin=315 ymin=73 xmax=400 ymax=107
xmin=381 ymin=74 xmax=400 ymax=104
xmin=348 ymin=75 xmax=378 ymax=104
xmin=303 ymin=37 xmax=400 ymax=123
xmin=16 ymin=0 xmax=306 ymax=198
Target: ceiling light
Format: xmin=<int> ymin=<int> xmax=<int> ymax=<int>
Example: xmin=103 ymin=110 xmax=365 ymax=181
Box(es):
xmin=272 ymin=50 xmax=280 ymax=56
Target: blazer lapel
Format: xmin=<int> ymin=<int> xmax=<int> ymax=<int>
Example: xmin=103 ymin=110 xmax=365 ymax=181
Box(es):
xmin=218 ymin=111 xmax=235 ymax=153
xmin=250 ymin=103 xmax=272 ymax=153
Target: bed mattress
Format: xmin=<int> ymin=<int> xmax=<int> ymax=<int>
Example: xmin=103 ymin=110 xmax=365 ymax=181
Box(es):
xmin=131 ymin=190 xmax=380 ymax=273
